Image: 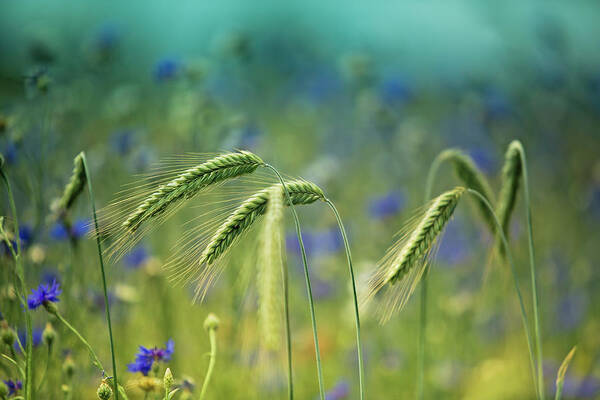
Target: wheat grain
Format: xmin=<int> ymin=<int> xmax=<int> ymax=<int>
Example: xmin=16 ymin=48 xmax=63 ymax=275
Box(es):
xmin=57 ymin=153 xmax=86 ymax=212
xmin=496 ymin=140 xmax=523 ymax=240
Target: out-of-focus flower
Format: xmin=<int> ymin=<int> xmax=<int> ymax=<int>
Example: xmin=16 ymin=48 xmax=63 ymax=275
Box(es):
xmin=380 ymin=77 xmax=412 ymax=105
xmin=368 ymin=190 xmax=405 ymax=219
xmin=110 ymin=130 xmax=135 ymax=156
xmin=123 ymin=245 xmax=149 ymax=269
xmin=320 ymin=379 xmax=349 ymax=400
xmin=3 ymin=379 xmax=22 ymax=396
xmin=556 ymin=293 xmax=587 ymax=331
xmin=15 ymin=327 xmax=43 ymax=352
xmin=437 ymin=219 xmax=470 ymax=266
xmin=154 ymin=58 xmax=181 ymax=82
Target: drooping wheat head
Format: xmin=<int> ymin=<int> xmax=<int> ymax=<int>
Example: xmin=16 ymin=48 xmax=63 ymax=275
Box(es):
xmin=99 ymin=151 xmax=265 ymax=261
xmin=167 ymin=179 xmax=325 ymax=301
xmin=496 ymin=140 xmax=523 ymax=245
xmin=362 ymin=187 xmax=465 ymax=322
xmin=438 ymin=149 xmax=495 ymax=233
xmin=54 ymin=153 xmax=87 ymax=215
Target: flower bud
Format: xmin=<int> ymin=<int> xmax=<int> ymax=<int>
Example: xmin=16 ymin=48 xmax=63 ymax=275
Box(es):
xmin=203 ymin=313 xmax=220 ymax=331
xmin=0 ymin=322 xmax=16 ymax=347
xmin=164 ymin=368 xmax=174 ymax=392
xmin=63 ymin=355 xmax=75 ymax=378
xmin=42 ymin=322 xmax=56 ymax=348
xmin=0 ymin=381 xmax=9 ymax=398
xmin=43 ymin=301 xmax=58 ymax=315
xmin=97 ymin=381 xmax=112 ymax=400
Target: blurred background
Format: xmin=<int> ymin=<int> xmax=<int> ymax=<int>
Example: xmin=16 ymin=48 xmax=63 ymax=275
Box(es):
xmin=1 ymin=1 xmax=599 ymax=399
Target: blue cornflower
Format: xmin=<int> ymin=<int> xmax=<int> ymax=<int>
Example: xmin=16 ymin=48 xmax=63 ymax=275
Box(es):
xmin=154 ymin=58 xmax=180 ymax=81
xmin=380 ymin=77 xmax=412 ymax=105
xmin=110 ymin=130 xmax=135 ymax=156
xmin=18 ymin=224 xmax=34 ymax=249
xmin=123 ymin=245 xmax=149 ymax=269
xmin=320 ymin=380 xmax=349 ymax=400
xmin=3 ymin=379 xmax=22 ymax=396
xmin=368 ymin=190 xmax=405 ymax=219
xmin=127 ymin=339 xmax=174 ymax=375
xmin=70 ymin=219 xmax=90 ymax=239
xmin=15 ymin=328 xmax=43 ymax=352
xmin=27 ymin=280 xmax=61 ymax=310
xmin=50 ymin=219 xmax=89 ymax=241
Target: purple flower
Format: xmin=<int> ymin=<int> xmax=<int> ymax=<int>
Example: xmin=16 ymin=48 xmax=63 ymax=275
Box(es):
xmin=110 ymin=130 xmax=135 ymax=156
xmin=154 ymin=58 xmax=180 ymax=81
xmin=127 ymin=339 xmax=174 ymax=375
xmin=70 ymin=219 xmax=90 ymax=239
xmin=50 ymin=219 xmax=89 ymax=241
xmin=321 ymin=380 xmax=349 ymax=400
xmin=18 ymin=224 xmax=34 ymax=249
xmin=27 ymin=280 xmax=61 ymax=310
xmin=3 ymin=379 xmax=22 ymax=395
xmin=15 ymin=328 xmax=43 ymax=352
xmin=123 ymin=245 xmax=149 ymax=269
xmin=380 ymin=77 xmax=412 ymax=105
xmin=368 ymin=191 xmax=405 ymax=219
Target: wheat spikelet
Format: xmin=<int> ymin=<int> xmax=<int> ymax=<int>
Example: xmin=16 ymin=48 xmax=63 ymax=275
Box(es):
xmin=123 ymin=151 xmax=264 ymax=233
xmin=438 ymin=149 xmax=495 ymax=233
xmin=167 ymin=179 xmax=324 ymax=301
xmin=56 ymin=153 xmax=86 ymax=212
xmin=362 ymin=187 xmax=465 ymax=322
xmin=257 ymin=185 xmax=284 ymax=351
xmin=496 ymin=140 xmax=523 ymax=240
xmin=200 ymin=179 xmax=324 ymax=266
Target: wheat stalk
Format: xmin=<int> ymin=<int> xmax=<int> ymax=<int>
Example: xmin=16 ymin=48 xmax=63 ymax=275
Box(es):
xmin=200 ymin=179 xmax=324 ymax=266
xmin=496 ymin=140 xmax=522 ymax=240
xmin=257 ymin=185 xmax=284 ymax=351
xmin=363 ymin=187 xmax=465 ymax=322
xmin=123 ymin=151 xmax=264 ymax=233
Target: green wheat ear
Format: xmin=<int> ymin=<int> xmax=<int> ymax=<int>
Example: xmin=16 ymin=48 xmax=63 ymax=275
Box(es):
xmin=436 ymin=149 xmax=495 ymax=233
xmin=54 ymin=153 xmax=86 ymax=214
xmin=124 ymin=150 xmax=264 ymax=233
xmin=362 ymin=187 xmax=465 ymax=322
xmin=496 ymin=140 xmax=523 ymax=243
xmin=200 ymin=179 xmax=324 ymax=266
xmin=165 ymin=179 xmax=325 ymax=302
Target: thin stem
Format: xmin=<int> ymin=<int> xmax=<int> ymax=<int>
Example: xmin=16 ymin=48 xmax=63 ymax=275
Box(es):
xmin=416 ymin=152 xmax=446 ymax=399
xmin=280 ymin=249 xmax=294 ymax=400
xmin=53 ymin=311 xmax=104 ymax=373
xmin=0 ymin=168 xmax=34 ymax=400
xmin=324 ymin=199 xmax=364 ymax=400
xmin=80 ymin=152 xmax=120 ymax=399
xmin=517 ymin=146 xmax=544 ymax=400
xmin=198 ymin=328 xmax=217 ymax=400
xmin=36 ymin=345 xmax=52 ymax=392
xmin=1 ymin=354 xmax=25 ymax=379
xmin=467 ymin=189 xmax=538 ymax=398
xmin=264 ymin=164 xmax=326 ymax=400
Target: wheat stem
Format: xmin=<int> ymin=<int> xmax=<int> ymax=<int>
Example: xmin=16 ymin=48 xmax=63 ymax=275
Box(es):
xmin=264 ymin=164 xmax=326 ymax=400
xmin=514 ymin=142 xmax=544 ymax=400
xmin=0 ymin=167 xmax=34 ymax=400
xmin=80 ymin=152 xmax=119 ymax=399
xmin=199 ymin=327 xmax=217 ymax=400
xmin=466 ymin=189 xmax=538 ymax=399
xmin=325 ymin=199 xmax=364 ymax=400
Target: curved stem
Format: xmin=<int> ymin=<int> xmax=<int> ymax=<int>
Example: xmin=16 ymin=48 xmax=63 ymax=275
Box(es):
xmin=467 ymin=189 xmax=538 ymax=398
xmin=1 ymin=169 xmax=34 ymax=400
xmin=53 ymin=311 xmax=105 ymax=373
xmin=36 ymin=345 xmax=52 ymax=392
xmin=199 ymin=328 xmax=217 ymax=400
xmin=416 ymin=152 xmax=446 ymax=399
xmin=324 ymin=199 xmax=364 ymax=400
xmin=517 ymin=147 xmax=544 ymax=400
xmin=80 ymin=153 xmax=119 ymax=399
xmin=264 ymin=164 xmax=325 ymax=400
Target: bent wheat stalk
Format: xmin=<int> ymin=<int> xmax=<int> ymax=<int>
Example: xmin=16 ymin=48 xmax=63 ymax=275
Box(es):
xmin=497 ymin=140 xmax=544 ymax=400
xmin=417 ymin=149 xmax=495 ymax=399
